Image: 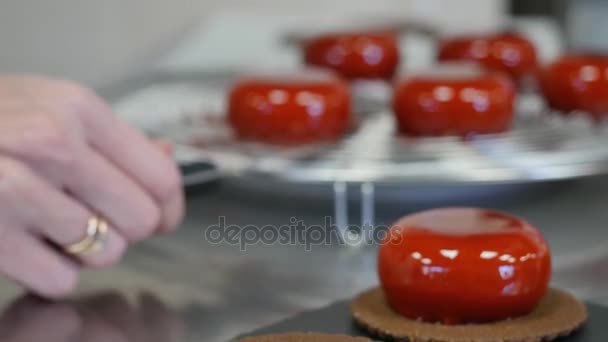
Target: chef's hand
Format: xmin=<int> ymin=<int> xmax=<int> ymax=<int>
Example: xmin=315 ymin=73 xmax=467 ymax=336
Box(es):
xmin=0 ymin=75 xmax=185 ymax=298
xmin=0 ymin=292 xmax=184 ymax=342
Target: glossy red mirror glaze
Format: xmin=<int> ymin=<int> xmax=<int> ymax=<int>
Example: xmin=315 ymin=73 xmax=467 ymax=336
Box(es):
xmin=228 ymin=72 xmax=352 ymax=145
xmin=378 ymin=208 xmax=551 ymax=325
xmin=392 ymin=66 xmax=516 ymax=136
xmin=303 ymin=32 xmax=400 ymax=80
xmin=438 ymin=32 xmax=538 ymax=82
xmin=539 ymin=54 xmax=608 ymax=120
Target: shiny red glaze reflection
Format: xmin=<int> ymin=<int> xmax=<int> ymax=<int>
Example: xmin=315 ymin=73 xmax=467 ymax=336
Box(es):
xmin=392 ymin=66 xmax=516 ymax=136
xmin=303 ymin=32 xmax=400 ymax=80
xmin=438 ymin=32 xmax=538 ymax=81
xmin=378 ymin=208 xmax=551 ymax=325
xmin=539 ymin=54 xmax=608 ymax=120
xmin=228 ymin=72 xmax=352 ymax=145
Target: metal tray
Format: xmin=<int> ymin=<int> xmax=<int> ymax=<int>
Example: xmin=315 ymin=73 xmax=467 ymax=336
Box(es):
xmin=107 ymin=70 xmax=608 ymax=189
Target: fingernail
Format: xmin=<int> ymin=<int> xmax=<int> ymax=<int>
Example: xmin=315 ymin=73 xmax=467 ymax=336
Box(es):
xmin=153 ymin=140 xmax=174 ymax=156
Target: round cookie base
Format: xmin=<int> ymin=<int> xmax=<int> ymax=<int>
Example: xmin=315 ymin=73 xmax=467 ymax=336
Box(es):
xmin=351 ymin=288 xmax=587 ymax=342
xmin=239 ymin=332 xmax=371 ymax=342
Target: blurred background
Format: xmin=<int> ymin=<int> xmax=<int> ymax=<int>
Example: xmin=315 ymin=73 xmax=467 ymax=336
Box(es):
xmin=2 ymin=0 xmax=604 ymax=87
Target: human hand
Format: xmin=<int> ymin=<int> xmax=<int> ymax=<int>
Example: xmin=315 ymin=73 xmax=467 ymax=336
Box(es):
xmin=0 ymin=75 xmax=184 ymax=298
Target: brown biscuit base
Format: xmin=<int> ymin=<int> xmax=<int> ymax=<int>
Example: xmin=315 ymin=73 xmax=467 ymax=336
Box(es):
xmin=351 ymin=287 xmax=587 ymax=342
xmin=238 ymin=333 xmax=370 ymax=342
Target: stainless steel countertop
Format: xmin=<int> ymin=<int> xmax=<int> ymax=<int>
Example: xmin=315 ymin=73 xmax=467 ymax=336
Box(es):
xmin=0 ymin=177 xmax=607 ymax=341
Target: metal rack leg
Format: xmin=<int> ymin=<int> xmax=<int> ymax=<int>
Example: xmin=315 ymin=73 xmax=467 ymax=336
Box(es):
xmin=333 ymin=182 xmax=376 ymax=247
xmin=361 ymin=182 xmax=375 ymax=243
xmin=333 ymin=182 xmax=348 ymax=244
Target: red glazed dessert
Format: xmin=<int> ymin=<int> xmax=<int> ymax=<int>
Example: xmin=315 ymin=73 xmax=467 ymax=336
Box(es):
xmin=303 ymin=32 xmax=400 ymax=80
xmin=438 ymin=32 xmax=538 ymax=82
xmin=378 ymin=208 xmax=551 ymax=325
xmin=539 ymin=54 xmax=608 ymax=120
xmin=228 ymin=71 xmax=352 ymax=145
xmin=392 ymin=64 xmax=516 ymax=136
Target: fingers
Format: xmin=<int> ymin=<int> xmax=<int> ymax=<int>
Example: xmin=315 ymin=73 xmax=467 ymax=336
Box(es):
xmin=29 ymin=194 xmax=128 ymax=269
xmin=0 ymin=113 xmax=165 ymax=244
xmin=0 ymin=229 xmax=79 ymax=299
xmin=0 ymin=156 xmax=127 ymax=268
xmin=88 ymin=117 xmax=185 ymax=233
xmin=54 ymin=84 xmax=185 ymax=233
xmin=0 ymin=78 xmax=184 ymax=236
xmin=0 ymin=76 xmax=185 ymax=299
xmin=0 ymin=157 xmax=80 ymax=298
xmin=77 ymin=96 xmax=185 ymax=233
xmin=52 ymin=85 xmax=185 ymax=232
xmin=54 ymin=147 xmax=162 ymax=243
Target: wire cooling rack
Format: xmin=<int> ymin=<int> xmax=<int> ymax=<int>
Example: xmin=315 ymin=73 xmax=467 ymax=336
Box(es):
xmin=109 ymin=71 xmax=608 ymax=187
xmin=106 ymin=70 xmax=608 ymax=237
